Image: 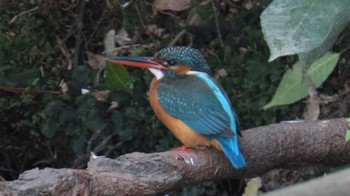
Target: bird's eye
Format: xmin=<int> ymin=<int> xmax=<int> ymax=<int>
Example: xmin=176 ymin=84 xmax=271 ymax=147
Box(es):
xmin=167 ymin=60 xmax=177 ymax=66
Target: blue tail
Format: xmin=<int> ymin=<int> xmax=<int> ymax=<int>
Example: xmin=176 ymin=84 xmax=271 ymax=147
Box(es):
xmin=217 ymin=136 xmax=246 ymax=169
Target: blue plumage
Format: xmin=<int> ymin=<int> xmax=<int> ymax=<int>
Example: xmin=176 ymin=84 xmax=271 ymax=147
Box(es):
xmin=157 ymin=74 xmax=230 ymax=136
xmin=157 ymin=71 xmax=246 ymax=168
xmin=216 ymin=136 xmax=246 ymax=169
xmin=111 ymin=46 xmax=246 ymax=169
xmin=155 ymin=47 xmax=211 ymax=75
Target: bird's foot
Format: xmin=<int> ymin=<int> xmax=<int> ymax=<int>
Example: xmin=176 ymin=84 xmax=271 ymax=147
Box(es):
xmin=170 ymin=145 xmax=193 ymax=151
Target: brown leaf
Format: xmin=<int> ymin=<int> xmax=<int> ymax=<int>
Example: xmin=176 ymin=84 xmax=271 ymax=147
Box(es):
xmin=239 ymin=47 xmax=248 ymax=54
xmin=115 ymin=28 xmax=133 ymax=46
xmin=303 ymin=85 xmax=320 ymax=121
xmin=243 ymin=0 xmax=253 ymax=10
xmin=92 ymin=90 xmax=111 ymax=102
xmin=154 ymin=0 xmax=191 ymax=11
xmin=104 ymin=29 xmax=116 ymax=56
xmin=145 ymin=24 xmax=166 ymax=38
xmin=214 ymin=68 xmax=228 ymax=80
xmin=86 ymin=52 xmax=106 ymax=70
xmin=60 ymin=81 xmax=69 ymax=94
xmin=108 ymin=101 xmax=119 ymax=111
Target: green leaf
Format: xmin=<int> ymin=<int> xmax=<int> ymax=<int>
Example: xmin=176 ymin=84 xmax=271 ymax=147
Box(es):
xmin=41 ymin=118 xmax=58 ymax=138
xmin=261 ymin=0 xmax=350 ymax=62
xmin=243 ymin=178 xmax=262 ymax=196
xmin=105 ymin=61 xmax=134 ymax=93
xmin=263 ymin=53 xmax=339 ymax=109
xmin=345 ymin=130 xmax=350 ymax=142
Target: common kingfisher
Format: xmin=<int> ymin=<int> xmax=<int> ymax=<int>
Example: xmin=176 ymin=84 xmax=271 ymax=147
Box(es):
xmin=109 ymin=46 xmax=246 ymax=169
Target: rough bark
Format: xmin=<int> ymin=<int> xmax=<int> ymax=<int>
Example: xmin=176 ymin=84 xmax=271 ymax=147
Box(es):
xmin=0 ymin=118 xmax=350 ymax=195
xmin=264 ymin=167 xmax=350 ymax=196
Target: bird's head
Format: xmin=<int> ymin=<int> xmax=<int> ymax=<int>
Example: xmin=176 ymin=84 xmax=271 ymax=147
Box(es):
xmin=108 ymin=46 xmax=211 ymax=80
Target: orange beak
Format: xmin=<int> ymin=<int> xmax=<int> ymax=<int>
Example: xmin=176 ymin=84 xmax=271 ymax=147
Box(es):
xmin=108 ymin=56 xmax=168 ymax=70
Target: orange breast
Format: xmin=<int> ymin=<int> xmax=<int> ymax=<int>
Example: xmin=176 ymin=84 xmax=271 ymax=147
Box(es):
xmin=149 ymin=78 xmax=221 ymax=150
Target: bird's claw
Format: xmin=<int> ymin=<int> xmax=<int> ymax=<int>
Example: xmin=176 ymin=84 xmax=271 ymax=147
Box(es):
xmin=170 ymin=145 xmax=193 ymax=151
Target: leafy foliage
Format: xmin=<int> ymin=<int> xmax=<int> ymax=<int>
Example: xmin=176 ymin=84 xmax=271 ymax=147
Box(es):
xmin=261 ymin=0 xmax=350 ymax=64
xmin=264 ymin=53 xmax=340 ymax=109
xmin=261 ymin=0 xmax=350 ymax=110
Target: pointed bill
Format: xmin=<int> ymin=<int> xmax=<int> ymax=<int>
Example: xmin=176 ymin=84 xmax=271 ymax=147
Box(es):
xmin=108 ymin=56 xmax=168 ymax=70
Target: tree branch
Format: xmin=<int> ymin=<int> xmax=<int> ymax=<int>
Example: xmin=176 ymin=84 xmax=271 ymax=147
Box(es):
xmin=1 ymin=118 xmax=350 ymax=195
xmin=264 ymin=167 xmax=350 ymax=196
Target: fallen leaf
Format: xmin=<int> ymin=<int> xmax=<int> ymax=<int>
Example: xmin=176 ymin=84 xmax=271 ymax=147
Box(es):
xmin=60 ymin=81 xmax=69 ymax=93
xmin=115 ymin=28 xmax=133 ymax=46
xmin=86 ymin=52 xmax=106 ymax=70
xmin=239 ymin=47 xmax=248 ymax=54
xmin=108 ymin=101 xmax=119 ymax=111
xmin=214 ymin=68 xmax=228 ymax=80
xmin=104 ymin=29 xmax=116 ymax=56
xmin=154 ymin=0 xmax=191 ymax=11
xmin=92 ymin=90 xmax=111 ymax=102
xmin=243 ymin=0 xmax=253 ymax=10
xmin=145 ymin=24 xmax=166 ymax=38
xmin=303 ymin=84 xmax=320 ymax=121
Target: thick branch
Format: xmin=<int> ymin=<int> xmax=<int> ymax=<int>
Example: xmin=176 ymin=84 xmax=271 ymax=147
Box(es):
xmin=1 ymin=118 xmax=350 ymax=195
xmin=264 ymin=167 xmax=350 ymax=196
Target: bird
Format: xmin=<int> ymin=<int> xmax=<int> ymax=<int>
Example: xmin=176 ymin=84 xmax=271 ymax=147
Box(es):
xmin=108 ymin=46 xmax=246 ymax=169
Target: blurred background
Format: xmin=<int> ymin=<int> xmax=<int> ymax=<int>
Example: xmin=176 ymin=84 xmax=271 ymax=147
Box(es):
xmin=1 ymin=0 xmax=350 ymax=195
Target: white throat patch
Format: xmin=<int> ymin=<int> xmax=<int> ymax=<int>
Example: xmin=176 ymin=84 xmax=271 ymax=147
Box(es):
xmin=148 ymin=68 xmax=165 ymax=80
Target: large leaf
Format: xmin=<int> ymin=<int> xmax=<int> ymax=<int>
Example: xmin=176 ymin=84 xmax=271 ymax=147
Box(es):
xmin=105 ymin=61 xmax=134 ymax=93
xmin=154 ymin=0 xmax=191 ymax=11
xmin=261 ymin=0 xmax=350 ymax=63
xmin=263 ymin=53 xmax=339 ymax=109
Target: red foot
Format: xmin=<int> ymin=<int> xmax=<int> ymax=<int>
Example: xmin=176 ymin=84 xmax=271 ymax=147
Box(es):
xmin=170 ymin=145 xmax=193 ymax=151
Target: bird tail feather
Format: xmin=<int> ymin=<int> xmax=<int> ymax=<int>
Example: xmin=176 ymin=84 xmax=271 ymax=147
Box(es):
xmin=217 ymin=136 xmax=246 ymax=169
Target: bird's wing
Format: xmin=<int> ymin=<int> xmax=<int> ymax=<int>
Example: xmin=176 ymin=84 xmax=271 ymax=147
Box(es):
xmin=157 ymin=73 xmax=237 ymax=137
